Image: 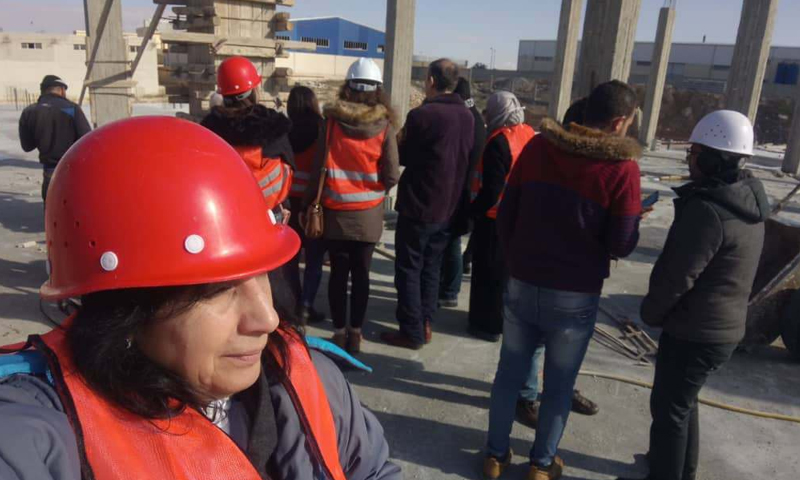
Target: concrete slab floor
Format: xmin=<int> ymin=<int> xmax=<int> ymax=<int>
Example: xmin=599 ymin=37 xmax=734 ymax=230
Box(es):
xmin=0 ymin=105 xmax=798 ymax=479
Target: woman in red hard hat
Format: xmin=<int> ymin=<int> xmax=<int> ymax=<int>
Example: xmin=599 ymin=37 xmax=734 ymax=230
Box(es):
xmin=303 ymin=58 xmax=400 ymax=354
xmin=0 ymin=117 xmax=400 ymax=480
xmin=201 ymin=56 xmax=295 ymax=223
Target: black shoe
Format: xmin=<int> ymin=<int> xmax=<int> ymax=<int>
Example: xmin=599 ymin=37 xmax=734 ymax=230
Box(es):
xmin=571 ymin=389 xmax=599 ymax=415
xmin=438 ymin=298 xmax=458 ymax=308
xmin=467 ymin=326 xmax=501 ymax=343
xmin=515 ymin=398 xmax=539 ymax=428
xmin=299 ymin=305 xmax=325 ymax=324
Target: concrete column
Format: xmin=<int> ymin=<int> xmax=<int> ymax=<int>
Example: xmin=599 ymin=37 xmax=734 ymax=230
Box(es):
xmin=782 ymin=87 xmax=800 ymax=174
xmin=384 ymin=0 xmax=416 ymax=126
xmin=726 ymin=0 xmax=778 ymax=123
xmin=83 ymin=0 xmax=132 ymax=126
xmin=577 ymin=0 xmax=642 ymax=98
xmin=548 ymin=0 xmax=583 ymax=122
xmin=639 ymin=6 xmax=676 ymax=149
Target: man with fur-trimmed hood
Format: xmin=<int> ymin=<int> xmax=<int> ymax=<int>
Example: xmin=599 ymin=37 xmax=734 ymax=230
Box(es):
xmin=483 ymin=80 xmax=643 ymax=480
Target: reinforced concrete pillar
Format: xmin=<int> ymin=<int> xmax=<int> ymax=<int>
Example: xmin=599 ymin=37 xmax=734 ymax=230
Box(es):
xmin=549 ymin=0 xmax=583 ymax=122
xmin=782 ymin=87 xmax=800 ymax=174
xmin=577 ymin=0 xmax=642 ymax=98
xmin=639 ymin=6 xmax=676 ymax=149
xmin=726 ymin=0 xmax=778 ymax=123
xmin=83 ymin=0 xmax=132 ymax=126
xmin=384 ymin=0 xmax=416 ymax=126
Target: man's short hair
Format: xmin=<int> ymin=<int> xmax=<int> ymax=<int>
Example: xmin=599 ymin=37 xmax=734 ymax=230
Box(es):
xmin=584 ymin=80 xmax=637 ymax=128
xmin=562 ymin=97 xmax=588 ymax=126
xmin=428 ymin=59 xmax=460 ymax=93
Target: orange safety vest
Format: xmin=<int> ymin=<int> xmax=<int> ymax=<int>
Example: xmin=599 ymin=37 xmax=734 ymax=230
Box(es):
xmin=289 ymin=144 xmax=317 ymax=199
xmin=235 ymin=146 xmax=294 ymax=209
xmin=470 ymin=123 xmax=536 ymax=219
xmin=13 ymin=319 xmax=346 ymax=480
xmin=322 ymin=120 xmax=387 ymax=211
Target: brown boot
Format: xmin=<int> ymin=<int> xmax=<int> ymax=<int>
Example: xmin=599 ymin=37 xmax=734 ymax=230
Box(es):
xmin=331 ymin=331 xmax=347 ymax=350
xmin=528 ymin=456 xmax=564 ymax=480
xmin=380 ymin=330 xmax=423 ymax=350
xmin=571 ymin=389 xmax=599 ymax=415
xmin=346 ymin=330 xmax=362 ymax=354
xmin=482 ymin=449 xmax=512 ymax=480
xmin=516 ymin=398 xmax=540 ymax=429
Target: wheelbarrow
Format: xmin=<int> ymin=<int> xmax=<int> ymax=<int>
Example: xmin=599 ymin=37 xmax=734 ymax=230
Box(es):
xmin=746 ymin=218 xmax=800 ymax=360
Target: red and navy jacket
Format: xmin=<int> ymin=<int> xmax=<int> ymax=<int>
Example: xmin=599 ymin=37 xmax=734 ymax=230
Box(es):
xmin=496 ymin=118 xmax=642 ymax=294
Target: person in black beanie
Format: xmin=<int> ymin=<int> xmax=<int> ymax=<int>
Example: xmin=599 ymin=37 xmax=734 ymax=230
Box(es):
xmin=19 ymin=75 xmax=92 ymax=204
xmin=438 ymin=77 xmax=487 ymax=308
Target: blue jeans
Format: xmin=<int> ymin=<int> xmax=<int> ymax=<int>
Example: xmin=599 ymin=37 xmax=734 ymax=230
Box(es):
xmin=519 ymin=347 xmax=545 ymax=402
xmin=487 ymin=277 xmax=599 ymax=467
xmin=394 ymin=215 xmax=450 ymax=344
xmin=439 ymin=234 xmax=463 ymax=301
xmin=301 ymin=237 xmax=326 ymax=308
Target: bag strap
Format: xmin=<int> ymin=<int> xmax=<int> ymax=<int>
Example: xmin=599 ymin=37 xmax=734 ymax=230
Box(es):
xmin=312 ymin=119 xmax=334 ymax=206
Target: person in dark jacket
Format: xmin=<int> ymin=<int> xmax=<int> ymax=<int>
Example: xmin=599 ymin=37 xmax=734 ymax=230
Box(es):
xmin=382 ymin=59 xmax=475 ymax=349
xmin=484 ymin=81 xmax=642 ymax=480
xmin=439 ymin=77 xmax=487 ymax=308
xmin=620 ymin=110 xmax=769 ymax=480
xmin=304 ymin=58 xmax=401 ymax=354
xmin=18 ymin=75 xmax=91 ymax=203
xmin=467 ymin=91 xmax=535 ymax=342
xmin=286 ymin=86 xmax=327 ymax=325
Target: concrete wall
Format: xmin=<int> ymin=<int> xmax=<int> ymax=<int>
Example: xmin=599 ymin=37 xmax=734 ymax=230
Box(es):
xmin=0 ymin=31 xmax=162 ymax=103
xmin=277 ymin=52 xmax=384 ymax=80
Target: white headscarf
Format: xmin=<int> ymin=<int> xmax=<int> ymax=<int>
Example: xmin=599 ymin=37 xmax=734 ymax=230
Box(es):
xmin=486 ymin=91 xmax=525 ymax=132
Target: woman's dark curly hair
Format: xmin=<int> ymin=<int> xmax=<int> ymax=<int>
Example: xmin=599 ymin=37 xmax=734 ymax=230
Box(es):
xmin=67 ymin=275 xmax=300 ymax=420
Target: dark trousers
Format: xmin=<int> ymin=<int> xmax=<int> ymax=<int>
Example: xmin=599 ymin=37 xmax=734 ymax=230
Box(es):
xmin=42 ymin=168 xmax=55 ymax=205
xmin=439 ymin=234 xmax=463 ymax=301
xmin=288 ymin=197 xmax=327 ymax=310
xmin=328 ymin=240 xmax=376 ymax=330
xmin=648 ymin=333 xmax=737 ymax=480
xmin=468 ymin=217 xmax=506 ymax=335
xmin=394 ymin=215 xmax=450 ymax=344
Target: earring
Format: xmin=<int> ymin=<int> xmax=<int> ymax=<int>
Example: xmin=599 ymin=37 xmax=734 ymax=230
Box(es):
xmin=125 ymin=337 xmax=133 ymax=350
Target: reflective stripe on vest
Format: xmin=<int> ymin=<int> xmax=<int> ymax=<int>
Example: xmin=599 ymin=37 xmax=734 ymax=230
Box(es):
xmin=15 ymin=317 xmax=347 ymax=480
xmin=289 ymin=146 xmax=317 ymax=198
xmin=470 ymin=123 xmax=536 ymax=219
xmin=234 ymin=146 xmax=293 ymax=209
xmin=322 ymin=119 xmax=387 ymax=211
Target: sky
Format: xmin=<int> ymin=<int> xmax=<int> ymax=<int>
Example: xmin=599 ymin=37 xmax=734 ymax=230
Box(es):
xmin=2 ymin=0 xmax=799 ymax=70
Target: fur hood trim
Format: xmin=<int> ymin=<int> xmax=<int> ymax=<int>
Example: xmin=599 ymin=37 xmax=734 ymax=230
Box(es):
xmin=202 ymin=104 xmax=291 ymax=146
xmin=324 ymin=101 xmax=390 ymax=126
xmin=540 ymin=117 xmax=642 ymax=161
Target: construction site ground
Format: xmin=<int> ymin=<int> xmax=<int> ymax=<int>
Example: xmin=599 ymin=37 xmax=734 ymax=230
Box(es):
xmin=1 ymin=104 xmax=798 ymax=480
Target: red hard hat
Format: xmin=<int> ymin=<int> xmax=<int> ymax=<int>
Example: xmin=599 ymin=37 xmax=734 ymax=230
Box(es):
xmin=217 ymin=56 xmax=262 ymax=96
xmin=41 ymin=116 xmax=300 ymax=300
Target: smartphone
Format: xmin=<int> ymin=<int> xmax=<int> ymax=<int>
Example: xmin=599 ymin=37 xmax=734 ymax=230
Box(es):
xmin=641 ymin=191 xmax=660 ymax=209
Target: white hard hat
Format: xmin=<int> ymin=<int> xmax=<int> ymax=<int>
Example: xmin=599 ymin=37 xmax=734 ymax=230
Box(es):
xmin=346 ymin=58 xmax=383 ymax=92
xmin=209 ymin=92 xmax=224 ymax=108
xmin=689 ymin=110 xmax=754 ymax=156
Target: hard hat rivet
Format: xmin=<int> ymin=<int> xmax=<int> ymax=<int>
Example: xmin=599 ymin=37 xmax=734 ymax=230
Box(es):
xmin=184 ymin=234 xmax=205 ymax=254
xmin=100 ymin=252 xmax=119 ymax=272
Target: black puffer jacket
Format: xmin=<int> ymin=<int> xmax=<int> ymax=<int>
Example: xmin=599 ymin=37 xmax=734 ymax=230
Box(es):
xmin=201 ymin=104 xmax=295 ymax=169
xmin=641 ymin=173 xmax=770 ymax=344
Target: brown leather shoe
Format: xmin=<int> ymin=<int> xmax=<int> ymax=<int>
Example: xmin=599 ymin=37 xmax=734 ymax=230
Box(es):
xmin=482 ymin=449 xmax=512 ymax=480
xmin=346 ymin=331 xmax=362 ymax=354
xmin=381 ymin=330 xmax=423 ymax=350
xmin=332 ymin=332 xmax=347 ymax=350
xmin=528 ymin=456 xmax=564 ymax=480
xmin=516 ymin=398 xmax=540 ymax=429
xmin=571 ymin=389 xmax=599 ymax=415
xmin=424 ymin=319 xmax=432 ymax=344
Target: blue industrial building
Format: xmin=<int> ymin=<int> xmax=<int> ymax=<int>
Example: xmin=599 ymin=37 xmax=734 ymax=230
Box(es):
xmin=277 ymin=17 xmax=386 ymax=59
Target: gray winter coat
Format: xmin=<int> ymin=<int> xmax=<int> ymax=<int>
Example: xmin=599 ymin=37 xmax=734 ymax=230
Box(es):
xmin=641 ymin=175 xmax=770 ymax=344
xmin=0 ymin=350 xmax=400 ymax=480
